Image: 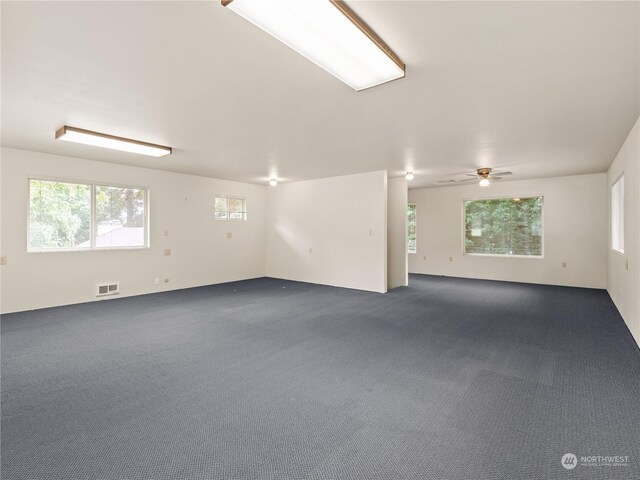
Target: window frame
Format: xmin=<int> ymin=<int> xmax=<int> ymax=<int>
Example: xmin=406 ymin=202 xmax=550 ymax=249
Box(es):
xmin=611 ymin=174 xmax=624 ymax=254
xmin=407 ymin=203 xmax=417 ymax=254
xmin=461 ymin=195 xmax=545 ymax=259
xmin=214 ymin=194 xmax=247 ymax=221
xmin=27 ymin=176 xmax=150 ymax=253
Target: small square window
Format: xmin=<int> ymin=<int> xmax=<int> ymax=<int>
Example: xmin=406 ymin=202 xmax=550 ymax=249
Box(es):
xmin=215 ymin=195 xmax=246 ymax=220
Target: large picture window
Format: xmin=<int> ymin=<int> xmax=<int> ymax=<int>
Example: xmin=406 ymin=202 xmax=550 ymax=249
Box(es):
xmin=464 ymin=196 xmax=543 ymax=257
xmin=28 ymin=179 xmax=148 ymax=251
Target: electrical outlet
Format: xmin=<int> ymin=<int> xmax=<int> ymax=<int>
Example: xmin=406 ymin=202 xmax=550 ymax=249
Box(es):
xmin=309 ymin=248 xmax=313 ymax=254
xmin=227 ymin=232 xmax=232 ymax=239
xmin=449 ymin=257 xmax=453 ymax=262
xmin=0 ymin=256 xmax=6 ymax=265
xmin=164 ymin=278 xmax=170 ymax=283
xmin=164 ymin=248 xmax=171 ymax=256
xmin=154 ymin=278 xmax=160 ymax=285
xmin=164 ymin=229 xmax=169 ymax=237
xmin=562 ymin=262 xmax=567 ymax=268
xmin=369 ymin=230 xmax=373 ymax=236
xmin=423 ymin=255 xmax=426 ymax=261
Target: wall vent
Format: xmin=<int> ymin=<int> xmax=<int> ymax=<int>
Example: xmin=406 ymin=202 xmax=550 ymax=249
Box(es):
xmin=97 ymin=282 xmax=119 ymax=297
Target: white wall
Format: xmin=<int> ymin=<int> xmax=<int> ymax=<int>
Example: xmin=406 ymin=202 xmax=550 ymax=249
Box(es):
xmin=0 ymin=147 xmax=267 ymax=313
xmin=387 ymin=176 xmax=408 ymax=289
xmin=408 ymin=173 xmax=607 ymax=289
xmin=266 ymin=171 xmax=387 ymax=293
xmin=607 ymin=117 xmax=640 ymax=346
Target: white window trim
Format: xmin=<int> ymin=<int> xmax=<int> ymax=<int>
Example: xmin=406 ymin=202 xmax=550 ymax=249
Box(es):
xmin=214 ymin=194 xmax=247 ymax=221
xmin=461 ymin=195 xmax=545 ymax=259
xmin=408 ymin=203 xmax=417 ymax=254
xmin=27 ymin=176 xmax=150 ymax=252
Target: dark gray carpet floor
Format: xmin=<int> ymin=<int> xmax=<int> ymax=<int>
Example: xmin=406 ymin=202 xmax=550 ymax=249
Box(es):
xmin=2 ymin=274 xmax=640 ymax=480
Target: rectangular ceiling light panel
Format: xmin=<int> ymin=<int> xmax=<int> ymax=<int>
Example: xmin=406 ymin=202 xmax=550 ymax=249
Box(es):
xmin=223 ymin=0 xmax=405 ymax=91
xmin=55 ymin=126 xmax=172 ymax=157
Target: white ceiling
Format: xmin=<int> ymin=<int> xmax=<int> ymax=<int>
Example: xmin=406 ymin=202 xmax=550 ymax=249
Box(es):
xmin=2 ymin=1 xmax=638 ymax=189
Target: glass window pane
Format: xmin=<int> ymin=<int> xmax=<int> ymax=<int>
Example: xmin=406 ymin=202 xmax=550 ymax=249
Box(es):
xmin=407 ymin=204 xmax=416 ymax=253
xmin=229 ymin=198 xmax=245 ymax=219
xmin=95 ymin=186 xmax=146 ymax=247
xmin=464 ymin=196 xmax=543 ymax=256
xmin=229 ymin=198 xmax=243 ymax=212
xmin=215 ymin=196 xmax=228 ymax=219
xmin=29 ymin=179 xmax=91 ymax=250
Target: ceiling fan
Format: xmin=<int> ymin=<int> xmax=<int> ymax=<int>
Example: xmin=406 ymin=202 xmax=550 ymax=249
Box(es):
xmin=437 ymin=167 xmax=512 ymax=187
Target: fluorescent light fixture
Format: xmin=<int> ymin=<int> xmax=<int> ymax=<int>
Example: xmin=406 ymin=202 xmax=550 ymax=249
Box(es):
xmin=479 ymin=178 xmax=490 ymax=187
xmin=405 ymin=172 xmax=414 ymax=181
xmin=55 ymin=126 xmax=172 ymax=157
xmin=222 ymin=0 xmax=405 ymax=91
xmin=269 ymin=178 xmax=278 ymax=186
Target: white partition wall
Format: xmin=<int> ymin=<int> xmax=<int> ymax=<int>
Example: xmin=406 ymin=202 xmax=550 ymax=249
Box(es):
xmin=387 ymin=176 xmax=408 ymax=289
xmin=607 ymin=117 xmax=640 ymax=346
xmin=266 ymin=171 xmax=388 ymax=293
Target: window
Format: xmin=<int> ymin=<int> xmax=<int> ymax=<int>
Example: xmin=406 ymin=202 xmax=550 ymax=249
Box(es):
xmin=612 ymin=175 xmax=624 ymax=253
xmin=28 ymin=179 xmax=148 ymax=251
xmin=95 ymin=186 xmax=146 ymax=247
xmin=215 ymin=195 xmax=246 ymax=220
xmin=407 ymin=203 xmax=416 ymax=253
xmin=464 ymin=196 xmax=543 ymax=257
xmin=29 ymin=179 xmax=91 ymax=250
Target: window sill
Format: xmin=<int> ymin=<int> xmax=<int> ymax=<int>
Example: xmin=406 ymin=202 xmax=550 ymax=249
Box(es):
xmin=464 ymin=253 xmax=544 ymax=259
xmin=28 ymin=246 xmax=149 ymax=253
xmin=611 ymin=248 xmax=625 ymax=256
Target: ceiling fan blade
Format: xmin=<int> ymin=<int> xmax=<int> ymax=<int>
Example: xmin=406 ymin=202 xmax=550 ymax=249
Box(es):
xmin=436 ymin=180 xmax=457 ymax=184
xmin=465 ymin=173 xmax=479 ymax=177
xmin=491 ymin=176 xmax=502 ymax=180
xmin=458 ymin=178 xmax=479 ymax=183
xmin=492 ymin=171 xmax=512 ymax=176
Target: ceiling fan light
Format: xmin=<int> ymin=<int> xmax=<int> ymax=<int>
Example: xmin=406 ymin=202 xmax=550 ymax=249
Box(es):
xmin=269 ymin=178 xmax=278 ymax=186
xmin=405 ymin=172 xmax=414 ymax=180
xmin=479 ymin=178 xmax=490 ymax=187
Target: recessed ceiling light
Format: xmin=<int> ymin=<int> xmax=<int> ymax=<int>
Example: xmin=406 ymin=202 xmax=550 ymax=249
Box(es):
xmin=405 ymin=172 xmax=414 ymax=180
xmin=55 ymin=126 xmax=172 ymax=157
xmin=269 ymin=178 xmax=278 ymax=186
xmin=222 ymin=0 xmax=405 ymax=91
